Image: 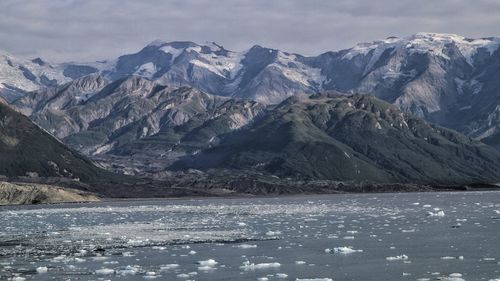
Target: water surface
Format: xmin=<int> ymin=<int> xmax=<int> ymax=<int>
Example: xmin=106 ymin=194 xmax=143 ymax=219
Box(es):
xmin=1 ymin=192 xmax=499 ymax=280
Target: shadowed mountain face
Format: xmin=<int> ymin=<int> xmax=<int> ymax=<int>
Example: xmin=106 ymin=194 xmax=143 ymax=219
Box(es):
xmin=0 ymin=102 xmax=105 ymax=181
xmin=173 ymin=93 xmax=500 ymax=184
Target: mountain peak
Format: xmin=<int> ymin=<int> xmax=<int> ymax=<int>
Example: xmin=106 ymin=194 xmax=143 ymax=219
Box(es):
xmin=147 ymin=39 xmax=169 ymax=47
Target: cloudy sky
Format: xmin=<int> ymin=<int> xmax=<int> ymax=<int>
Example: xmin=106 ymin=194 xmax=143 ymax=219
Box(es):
xmin=1 ymin=0 xmax=500 ymax=62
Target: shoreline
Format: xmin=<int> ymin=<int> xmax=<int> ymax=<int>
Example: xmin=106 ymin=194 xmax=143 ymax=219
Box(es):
xmin=2 ymin=185 xmax=500 ymax=207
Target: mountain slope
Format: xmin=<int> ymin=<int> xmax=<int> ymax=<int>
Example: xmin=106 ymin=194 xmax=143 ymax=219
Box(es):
xmin=174 ymin=93 xmax=500 ymax=184
xmin=0 ymin=102 xmax=105 ymax=181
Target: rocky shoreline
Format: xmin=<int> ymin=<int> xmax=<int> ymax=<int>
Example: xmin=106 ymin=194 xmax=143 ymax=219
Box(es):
xmin=0 ymin=181 xmax=99 ymax=205
xmin=2 ymin=170 xmax=499 ymax=205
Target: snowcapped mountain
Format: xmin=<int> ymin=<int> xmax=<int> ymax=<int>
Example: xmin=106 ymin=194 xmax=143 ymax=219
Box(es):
xmin=3 ymin=32 xmax=500 ymax=149
xmin=301 ymin=33 xmax=500 ymax=148
xmin=102 ymin=40 xmax=325 ymax=104
xmin=0 ymin=51 xmax=70 ymax=102
xmin=314 ymin=33 xmax=500 ymax=121
xmin=0 ymin=50 xmax=112 ymax=103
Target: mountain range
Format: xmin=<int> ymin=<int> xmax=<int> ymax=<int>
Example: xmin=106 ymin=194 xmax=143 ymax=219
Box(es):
xmin=1 ymin=32 xmax=500 ymax=186
xmin=2 ymin=32 xmax=500 ymax=149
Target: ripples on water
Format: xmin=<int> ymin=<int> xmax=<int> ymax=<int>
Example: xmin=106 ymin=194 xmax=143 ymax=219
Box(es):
xmin=0 ymin=192 xmax=499 ymax=280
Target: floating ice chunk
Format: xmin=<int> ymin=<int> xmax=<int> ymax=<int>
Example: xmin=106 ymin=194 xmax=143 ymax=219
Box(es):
xmin=236 ymin=244 xmax=258 ymax=249
xmin=441 ymin=256 xmax=455 ymax=260
xmin=51 ymin=255 xmax=67 ymax=262
xmin=36 ymin=266 xmax=48 ymax=273
xmin=198 ymin=265 xmax=217 ymax=271
xmin=440 ymin=273 xmax=465 ymax=281
xmin=118 ymin=265 xmax=139 ymax=276
xmin=386 ymin=254 xmax=409 ymax=261
xmin=240 ymin=261 xmax=281 ymax=270
xmin=198 ymin=259 xmax=218 ymax=266
xmin=189 ymin=250 xmax=197 ymax=255
xmin=160 ymin=264 xmax=179 ymax=271
xmin=427 ymin=210 xmax=445 ymax=217
xmin=423 ymin=204 xmax=432 ymax=208
xmin=343 ymin=236 xmax=355 ymax=240
xmin=295 ymin=278 xmax=333 ymax=281
xmin=258 ymin=278 xmax=269 ymax=281
xmin=11 ymin=277 xmax=26 ymax=281
xmin=266 ymin=231 xmax=282 ymax=236
xmin=325 ymin=246 xmax=363 ymax=254
xmin=441 ymin=256 xmax=464 ymax=260
xmin=295 ymin=261 xmax=307 ymax=265
xmin=176 ymin=272 xmax=197 ymax=278
xmin=95 ymin=268 xmax=115 ymax=275
xmin=276 ymin=273 xmax=288 ymax=278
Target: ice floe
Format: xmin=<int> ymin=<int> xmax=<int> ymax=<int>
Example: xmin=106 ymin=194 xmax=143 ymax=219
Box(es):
xmin=95 ymin=268 xmax=115 ymax=275
xmin=325 ymin=246 xmax=363 ymax=254
xmin=240 ymin=261 xmax=281 ymax=270
xmin=386 ymin=254 xmax=409 ymax=261
xmin=36 ymin=266 xmax=48 ymax=273
xmin=427 ymin=210 xmax=445 ymax=217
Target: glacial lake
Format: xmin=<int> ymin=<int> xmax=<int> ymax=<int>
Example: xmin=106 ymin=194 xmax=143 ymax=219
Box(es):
xmin=1 ymin=192 xmax=499 ymax=281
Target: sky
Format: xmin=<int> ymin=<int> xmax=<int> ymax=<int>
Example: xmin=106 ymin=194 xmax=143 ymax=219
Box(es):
xmin=1 ymin=0 xmax=500 ymax=62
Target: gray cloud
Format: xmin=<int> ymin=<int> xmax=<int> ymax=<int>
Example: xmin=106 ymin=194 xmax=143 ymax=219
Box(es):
xmin=1 ymin=0 xmax=499 ymax=62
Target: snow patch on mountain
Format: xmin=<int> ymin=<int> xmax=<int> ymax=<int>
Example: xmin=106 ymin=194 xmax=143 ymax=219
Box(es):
xmin=342 ymin=36 xmax=400 ymax=60
xmin=343 ymin=32 xmax=500 ymax=66
xmin=408 ymin=33 xmax=500 ymax=65
xmin=271 ymin=52 xmax=324 ymax=87
xmin=135 ymin=62 xmax=157 ymax=76
xmin=0 ymin=51 xmax=70 ymax=93
xmin=159 ymin=45 xmax=184 ymax=62
xmin=189 ymin=50 xmax=243 ymax=79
